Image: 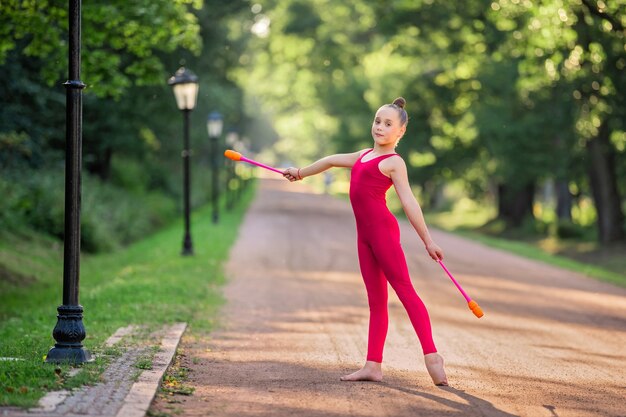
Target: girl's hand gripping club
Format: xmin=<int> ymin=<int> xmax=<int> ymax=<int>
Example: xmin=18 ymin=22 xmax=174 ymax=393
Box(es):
xmin=438 ymin=260 xmax=484 ymax=318
xmin=224 ymin=150 xmax=284 ymax=175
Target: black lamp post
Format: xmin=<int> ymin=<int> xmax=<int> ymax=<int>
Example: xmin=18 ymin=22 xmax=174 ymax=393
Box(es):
xmin=207 ymin=112 xmax=223 ymax=224
xmin=233 ymin=137 xmax=245 ymax=202
xmin=46 ymin=0 xmax=91 ymax=364
xmin=225 ymin=130 xmax=239 ymax=209
xmin=168 ymin=67 xmax=199 ymax=256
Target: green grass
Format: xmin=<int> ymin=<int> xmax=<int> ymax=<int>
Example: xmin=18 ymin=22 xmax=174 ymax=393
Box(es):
xmin=0 ymin=183 xmax=256 ymax=407
xmin=454 ymin=229 xmax=625 ymax=287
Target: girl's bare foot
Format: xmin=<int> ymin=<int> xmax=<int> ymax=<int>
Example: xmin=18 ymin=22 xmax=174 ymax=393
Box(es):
xmin=340 ymin=361 xmax=383 ymax=382
xmin=424 ymin=353 xmax=448 ymax=386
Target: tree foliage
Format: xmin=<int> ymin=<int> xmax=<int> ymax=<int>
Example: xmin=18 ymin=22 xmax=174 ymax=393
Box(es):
xmin=0 ymin=0 xmax=249 ymax=249
xmin=0 ymin=0 xmax=202 ymax=98
xmin=1 ymin=0 xmax=624 ymax=244
xmin=231 ymin=0 xmax=625 ymax=241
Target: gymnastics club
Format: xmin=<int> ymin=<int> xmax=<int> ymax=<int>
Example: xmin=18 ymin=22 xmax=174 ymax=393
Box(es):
xmin=224 ymin=149 xmax=284 ymax=175
xmin=438 ymin=260 xmax=484 ymax=318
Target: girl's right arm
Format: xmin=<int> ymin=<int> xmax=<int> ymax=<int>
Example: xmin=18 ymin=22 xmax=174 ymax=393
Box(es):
xmin=283 ymin=150 xmax=365 ymax=182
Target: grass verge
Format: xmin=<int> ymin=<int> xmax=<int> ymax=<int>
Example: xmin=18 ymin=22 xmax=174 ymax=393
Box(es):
xmin=426 ymin=210 xmax=626 ymax=288
xmin=0 ymin=183 xmax=256 ymax=407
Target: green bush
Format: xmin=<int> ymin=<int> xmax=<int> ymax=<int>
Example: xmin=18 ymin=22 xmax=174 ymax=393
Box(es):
xmin=555 ymin=219 xmax=588 ymax=239
xmin=110 ymin=157 xmax=151 ymax=194
xmin=0 ymin=177 xmax=30 ymax=230
xmin=0 ymin=169 xmax=178 ymax=253
xmin=0 ymin=171 xmax=65 ymax=236
xmin=81 ymin=178 xmax=177 ymax=250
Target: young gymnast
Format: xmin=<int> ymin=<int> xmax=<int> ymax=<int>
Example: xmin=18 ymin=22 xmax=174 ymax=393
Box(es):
xmin=283 ymin=97 xmax=448 ymax=386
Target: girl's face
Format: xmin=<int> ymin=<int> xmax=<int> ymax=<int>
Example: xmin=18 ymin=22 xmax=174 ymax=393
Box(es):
xmin=371 ymin=106 xmax=406 ymax=147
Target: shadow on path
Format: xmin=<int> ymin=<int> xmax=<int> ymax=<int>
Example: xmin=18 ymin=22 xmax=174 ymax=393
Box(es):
xmin=384 ymin=383 xmax=517 ymax=417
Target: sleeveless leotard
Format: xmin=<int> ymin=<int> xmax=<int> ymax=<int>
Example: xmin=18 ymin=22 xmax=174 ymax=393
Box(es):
xmin=349 ymin=149 xmax=436 ymax=361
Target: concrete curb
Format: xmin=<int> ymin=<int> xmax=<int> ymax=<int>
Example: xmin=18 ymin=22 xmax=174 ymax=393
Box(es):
xmin=115 ymin=322 xmax=186 ymax=417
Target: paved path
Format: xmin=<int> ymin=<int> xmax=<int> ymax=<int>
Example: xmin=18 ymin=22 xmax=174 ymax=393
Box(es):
xmin=150 ymin=178 xmax=626 ymax=417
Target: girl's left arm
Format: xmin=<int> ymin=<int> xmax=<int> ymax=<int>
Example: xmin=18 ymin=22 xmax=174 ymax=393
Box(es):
xmin=387 ymin=157 xmax=443 ymax=261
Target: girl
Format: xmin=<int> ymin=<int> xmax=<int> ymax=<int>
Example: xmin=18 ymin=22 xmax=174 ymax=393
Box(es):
xmin=283 ymin=97 xmax=448 ymax=386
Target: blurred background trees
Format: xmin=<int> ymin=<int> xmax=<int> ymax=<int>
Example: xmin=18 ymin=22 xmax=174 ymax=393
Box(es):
xmin=1 ymin=0 xmax=624 ymax=249
xmin=233 ymin=0 xmax=625 ymax=244
xmin=0 ymin=0 xmax=250 ymax=250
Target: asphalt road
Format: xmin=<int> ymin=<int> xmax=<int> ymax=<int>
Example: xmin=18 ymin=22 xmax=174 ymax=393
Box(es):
xmin=150 ymin=177 xmax=626 ymax=417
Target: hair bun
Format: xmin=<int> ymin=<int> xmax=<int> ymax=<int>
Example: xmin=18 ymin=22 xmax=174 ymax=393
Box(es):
xmin=392 ymin=97 xmax=406 ymax=109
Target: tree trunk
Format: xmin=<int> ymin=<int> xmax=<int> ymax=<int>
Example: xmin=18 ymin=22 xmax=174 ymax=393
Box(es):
xmin=555 ymin=180 xmax=573 ymax=221
xmin=553 ymin=134 xmax=573 ymax=222
xmin=586 ymin=123 xmax=624 ymax=243
xmin=497 ymin=182 xmax=535 ymax=227
xmin=86 ymin=147 xmax=112 ymax=181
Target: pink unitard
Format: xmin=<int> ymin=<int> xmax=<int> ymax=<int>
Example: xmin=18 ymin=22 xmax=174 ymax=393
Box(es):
xmin=349 ymin=150 xmax=436 ymax=363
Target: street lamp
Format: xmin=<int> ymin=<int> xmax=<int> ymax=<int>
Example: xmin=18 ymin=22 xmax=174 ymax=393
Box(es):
xmin=207 ymin=111 xmax=223 ymax=223
xmin=168 ymin=67 xmax=199 ymax=256
xmin=225 ymin=130 xmax=239 ymax=209
xmin=46 ymin=0 xmax=91 ymax=365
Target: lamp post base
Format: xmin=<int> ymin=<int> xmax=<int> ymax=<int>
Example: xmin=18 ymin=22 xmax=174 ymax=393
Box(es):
xmin=46 ymin=346 xmax=92 ymax=364
xmin=182 ymin=235 xmax=194 ymax=256
xmin=46 ymin=305 xmax=92 ymax=364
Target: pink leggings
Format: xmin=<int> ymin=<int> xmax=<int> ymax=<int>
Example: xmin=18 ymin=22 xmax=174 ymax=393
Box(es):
xmin=357 ymin=223 xmax=436 ymax=362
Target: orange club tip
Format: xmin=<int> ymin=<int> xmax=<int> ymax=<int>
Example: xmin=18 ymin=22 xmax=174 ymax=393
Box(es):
xmin=468 ymin=300 xmax=484 ymax=318
xmin=224 ymin=149 xmax=242 ymax=161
